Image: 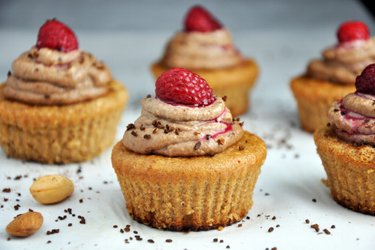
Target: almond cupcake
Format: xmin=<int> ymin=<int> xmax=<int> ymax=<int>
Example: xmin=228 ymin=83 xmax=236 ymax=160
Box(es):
xmin=314 ymin=64 xmax=375 ymax=215
xmin=0 ymin=19 xmax=128 ymax=164
xmin=291 ymin=21 xmax=375 ymax=132
xmin=112 ymin=68 xmax=266 ymax=231
xmin=151 ymin=5 xmax=259 ymax=116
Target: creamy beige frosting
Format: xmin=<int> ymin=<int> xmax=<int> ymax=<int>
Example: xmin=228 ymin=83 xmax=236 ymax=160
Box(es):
xmin=161 ymin=29 xmax=244 ymax=70
xmin=329 ymin=92 xmax=375 ymax=145
xmin=3 ymin=47 xmax=112 ymax=105
xmin=122 ymin=96 xmax=244 ymax=156
xmin=307 ymin=38 xmax=375 ymax=85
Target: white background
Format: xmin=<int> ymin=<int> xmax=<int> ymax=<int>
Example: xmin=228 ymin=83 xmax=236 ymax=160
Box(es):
xmin=0 ymin=0 xmax=374 ymax=249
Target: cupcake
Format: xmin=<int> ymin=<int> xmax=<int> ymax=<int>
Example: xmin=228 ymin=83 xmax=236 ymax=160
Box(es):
xmin=314 ymin=64 xmax=375 ymax=215
xmin=151 ymin=5 xmax=259 ymax=116
xmin=291 ymin=21 xmax=375 ymax=132
xmin=0 ymin=19 xmax=128 ymax=164
xmin=112 ymin=68 xmax=266 ymax=230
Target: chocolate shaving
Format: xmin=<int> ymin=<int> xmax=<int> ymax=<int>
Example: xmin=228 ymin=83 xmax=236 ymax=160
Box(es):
xmin=126 ymin=123 xmax=135 ymax=131
xmin=222 ymin=96 xmax=227 ymax=102
xmin=7 ymin=71 xmax=11 ymax=77
xmin=140 ymin=124 xmax=145 ymax=131
xmin=205 ymin=134 xmax=211 ymax=140
xmin=194 ymin=141 xmax=201 ymax=150
xmin=152 ymin=120 xmax=164 ymax=129
xmin=144 ymin=134 xmax=151 ymax=140
xmin=131 ymin=131 xmax=138 ymax=137
xmin=217 ymin=139 xmax=224 ymax=145
xmin=310 ymin=224 xmax=320 ymax=232
xmin=146 ymin=94 xmax=151 ymax=98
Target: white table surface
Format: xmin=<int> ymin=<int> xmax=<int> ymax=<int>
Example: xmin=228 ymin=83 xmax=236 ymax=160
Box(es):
xmin=0 ymin=0 xmax=374 ymax=249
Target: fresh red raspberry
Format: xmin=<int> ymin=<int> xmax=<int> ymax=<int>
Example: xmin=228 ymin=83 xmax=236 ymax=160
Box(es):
xmin=337 ymin=21 xmax=370 ymax=44
xmin=184 ymin=5 xmax=222 ymax=32
xmin=36 ymin=19 xmax=78 ymax=52
xmin=355 ymin=64 xmax=375 ymax=95
xmin=155 ymin=68 xmax=215 ymax=106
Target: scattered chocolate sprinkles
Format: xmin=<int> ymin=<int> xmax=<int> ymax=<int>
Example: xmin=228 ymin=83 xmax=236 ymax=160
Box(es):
xmin=140 ymin=124 xmax=145 ymax=131
xmin=165 ymin=239 xmax=173 ymax=243
xmin=7 ymin=71 xmax=11 ymax=77
xmin=147 ymin=239 xmax=154 ymax=243
xmin=268 ymin=227 xmax=274 ymax=233
xmin=312 ymin=198 xmax=317 ymax=203
xmin=222 ymin=96 xmax=227 ymax=102
xmin=144 ymin=134 xmax=151 ymax=140
xmin=323 ymin=229 xmax=331 ymax=235
xmin=146 ymin=94 xmax=151 ymax=98
xmin=2 ymin=188 xmax=11 ymax=193
xmin=305 ymin=219 xmax=310 ymax=224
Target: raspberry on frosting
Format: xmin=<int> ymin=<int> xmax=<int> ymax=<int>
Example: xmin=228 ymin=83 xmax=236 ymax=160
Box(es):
xmin=337 ymin=20 xmax=370 ymax=45
xmin=36 ymin=18 xmax=79 ymax=52
xmin=155 ymin=68 xmax=215 ymax=106
xmin=184 ymin=5 xmax=222 ymax=32
xmin=355 ymin=63 xmax=375 ymax=95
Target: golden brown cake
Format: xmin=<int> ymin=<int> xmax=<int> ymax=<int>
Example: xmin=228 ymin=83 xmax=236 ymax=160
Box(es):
xmin=0 ymin=81 xmax=127 ymax=164
xmin=291 ymin=21 xmax=375 ymax=132
xmin=0 ymin=19 xmax=128 ymax=163
xmin=112 ymin=131 xmax=266 ymax=230
xmin=150 ymin=5 xmax=259 ymax=116
xmin=314 ymin=127 xmax=375 ymax=215
xmin=314 ymin=63 xmax=375 ymax=215
xmin=112 ymin=68 xmax=266 ymax=230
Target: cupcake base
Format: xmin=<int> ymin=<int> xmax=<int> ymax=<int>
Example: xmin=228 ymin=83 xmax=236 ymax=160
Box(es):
xmin=290 ymin=76 xmax=354 ymax=133
xmin=0 ymin=81 xmax=128 ymax=164
xmin=314 ymin=127 xmax=375 ymax=215
xmin=112 ymin=131 xmax=267 ymax=231
xmin=151 ymin=59 xmax=259 ymax=116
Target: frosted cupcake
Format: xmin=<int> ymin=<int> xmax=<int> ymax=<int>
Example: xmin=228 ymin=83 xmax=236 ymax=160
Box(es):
xmin=112 ymin=68 xmax=266 ymax=230
xmin=314 ymin=63 xmax=375 ymax=214
xmin=0 ymin=19 xmax=128 ymax=163
xmin=151 ymin=5 xmax=259 ymax=116
xmin=291 ymin=21 xmax=375 ymax=132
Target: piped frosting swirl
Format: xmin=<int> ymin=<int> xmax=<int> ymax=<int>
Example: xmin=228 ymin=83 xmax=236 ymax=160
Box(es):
xmin=3 ymin=47 xmax=112 ymax=105
xmin=122 ymin=96 xmax=244 ymax=156
xmin=307 ymin=38 xmax=375 ymax=85
xmin=329 ymin=92 xmax=375 ymax=145
xmin=161 ymin=29 xmax=243 ymax=70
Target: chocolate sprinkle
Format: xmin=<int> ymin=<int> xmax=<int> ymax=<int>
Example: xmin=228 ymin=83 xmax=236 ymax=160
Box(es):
xmin=311 ymin=224 xmax=320 ymax=232
xmin=194 ymin=141 xmax=201 ymax=150
xmin=144 ymin=134 xmax=151 ymax=140
xmin=126 ymin=123 xmax=136 ymax=131
xmin=131 ymin=131 xmax=138 ymax=137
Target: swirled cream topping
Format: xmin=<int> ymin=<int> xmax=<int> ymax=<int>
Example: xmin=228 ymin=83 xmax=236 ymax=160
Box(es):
xmin=3 ymin=47 xmax=112 ymax=105
xmin=161 ymin=29 xmax=244 ymax=70
xmin=122 ymin=96 xmax=244 ymax=156
xmin=307 ymin=38 xmax=375 ymax=85
xmin=328 ymin=92 xmax=375 ymax=145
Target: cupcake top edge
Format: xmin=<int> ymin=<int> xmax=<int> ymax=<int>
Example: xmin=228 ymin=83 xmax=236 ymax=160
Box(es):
xmin=306 ymin=20 xmax=375 ymax=85
xmin=123 ymin=68 xmax=244 ymax=157
xmin=3 ymin=18 xmax=112 ymax=105
xmin=328 ymin=63 xmax=375 ymax=146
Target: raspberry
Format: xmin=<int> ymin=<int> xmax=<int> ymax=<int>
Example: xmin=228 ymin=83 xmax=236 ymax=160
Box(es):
xmin=155 ymin=68 xmax=215 ymax=106
xmin=36 ymin=19 xmax=78 ymax=52
xmin=184 ymin=5 xmax=222 ymax=32
xmin=355 ymin=64 xmax=375 ymax=95
xmin=337 ymin=21 xmax=370 ymax=44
